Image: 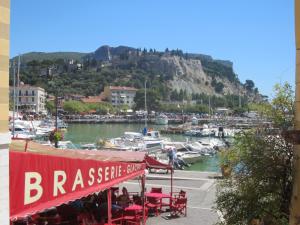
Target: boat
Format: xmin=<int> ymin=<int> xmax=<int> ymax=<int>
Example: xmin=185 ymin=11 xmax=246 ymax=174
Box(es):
xmin=10 ymin=125 xmax=36 ymax=139
xmin=80 ymin=143 xmax=97 ymax=150
xmin=176 ymin=151 xmax=202 ymax=164
xmin=40 ymin=140 xmax=77 ymax=149
xmin=184 ymin=127 xmax=216 ymax=137
xmin=191 ymin=117 xmax=198 ymax=125
xmin=105 ymin=130 xmax=165 ymax=153
xmin=155 ymin=114 xmax=168 ymax=125
xmin=185 ymin=141 xmax=216 ymax=155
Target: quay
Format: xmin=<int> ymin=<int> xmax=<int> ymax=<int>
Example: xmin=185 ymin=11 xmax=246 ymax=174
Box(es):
xmin=64 ymin=115 xmax=270 ymax=128
xmin=64 ymin=118 xmax=185 ymax=124
xmin=123 ymin=170 xmax=221 ymax=225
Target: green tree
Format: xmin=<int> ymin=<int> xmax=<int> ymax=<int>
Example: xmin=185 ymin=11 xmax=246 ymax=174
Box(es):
xmin=134 ymin=89 xmax=161 ymax=111
xmin=215 ymin=82 xmax=224 ymax=93
xmin=63 ymin=100 xmax=86 ymax=114
xmin=271 ymin=82 xmax=294 ymax=129
xmin=216 ymin=82 xmax=294 ymax=225
xmin=45 ymin=100 xmax=55 ymax=114
xmin=244 ymin=79 xmax=255 ymax=91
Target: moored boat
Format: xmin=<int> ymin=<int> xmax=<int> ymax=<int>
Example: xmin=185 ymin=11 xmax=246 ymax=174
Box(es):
xmin=155 ymin=114 xmax=168 ymax=125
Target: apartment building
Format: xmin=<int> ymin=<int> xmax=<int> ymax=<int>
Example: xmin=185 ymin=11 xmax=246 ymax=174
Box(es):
xmin=103 ymin=86 xmax=138 ymax=108
xmin=9 ymin=83 xmax=46 ymax=113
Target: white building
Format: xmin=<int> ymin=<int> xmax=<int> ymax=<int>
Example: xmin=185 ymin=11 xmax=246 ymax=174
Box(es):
xmin=9 ymin=84 xmax=46 ymax=114
xmin=103 ymin=86 xmax=138 ymax=108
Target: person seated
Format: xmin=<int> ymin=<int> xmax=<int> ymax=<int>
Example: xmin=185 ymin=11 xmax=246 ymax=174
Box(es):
xmin=132 ymin=194 xmax=142 ymax=205
xmin=111 ymin=189 xmax=118 ymax=205
xmin=117 ymin=187 xmax=130 ymax=208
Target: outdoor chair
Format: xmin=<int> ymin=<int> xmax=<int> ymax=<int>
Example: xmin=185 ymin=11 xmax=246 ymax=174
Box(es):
xmin=170 ymin=197 xmax=187 ymax=217
xmin=122 ymin=210 xmax=142 ymax=225
xmin=111 ymin=210 xmax=124 ymax=225
xmin=150 ymin=187 xmax=162 ymax=193
xmin=172 ymin=190 xmax=186 ymax=199
xmin=145 ymin=197 xmax=160 ymax=216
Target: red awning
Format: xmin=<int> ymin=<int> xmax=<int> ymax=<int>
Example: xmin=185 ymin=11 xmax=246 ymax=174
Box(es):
xmin=10 ymin=141 xmax=146 ymax=219
xmin=10 ymin=140 xmax=147 ymax=162
xmin=144 ymin=155 xmax=172 ymax=170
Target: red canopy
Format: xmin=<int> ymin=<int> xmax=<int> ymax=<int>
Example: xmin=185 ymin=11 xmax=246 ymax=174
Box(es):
xmin=9 ymin=140 xmax=146 ymax=220
xmin=144 ymin=155 xmax=172 ymax=170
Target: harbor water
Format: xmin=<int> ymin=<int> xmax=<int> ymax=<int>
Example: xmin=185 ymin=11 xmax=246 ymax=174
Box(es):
xmin=64 ymin=123 xmax=220 ymax=172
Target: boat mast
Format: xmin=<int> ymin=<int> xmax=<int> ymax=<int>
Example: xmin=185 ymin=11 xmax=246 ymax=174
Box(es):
xmin=208 ymin=95 xmax=211 ymax=120
xmin=16 ymin=54 xmax=20 ymax=116
xmin=289 ymin=0 xmax=300 ymax=224
xmin=12 ymin=61 xmax=16 ymax=137
xmin=144 ymin=80 xmax=147 ymax=128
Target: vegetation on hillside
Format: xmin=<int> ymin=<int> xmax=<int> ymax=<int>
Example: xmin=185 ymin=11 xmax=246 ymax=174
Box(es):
xmin=10 ymin=45 xmax=262 ymax=112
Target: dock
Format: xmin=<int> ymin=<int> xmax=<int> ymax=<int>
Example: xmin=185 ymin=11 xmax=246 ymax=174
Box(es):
xmin=122 ymin=170 xmax=221 ymax=225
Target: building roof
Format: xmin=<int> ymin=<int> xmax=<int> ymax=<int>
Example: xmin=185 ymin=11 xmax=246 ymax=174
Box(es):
xmin=9 ymin=84 xmax=45 ymax=91
xmin=67 ymin=94 xmax=85 ymax=98
xmin=81 ymin=96 xmax=103 ymax=103
xmin=108 ymin=86 xmax=138 ymax=91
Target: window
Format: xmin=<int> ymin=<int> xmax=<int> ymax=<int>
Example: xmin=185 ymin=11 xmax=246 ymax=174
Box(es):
xmin=19 ymin=90 xmax=21 ymax=96
xmin=19 ymin=97 xmax=21 ymax=102
xmin=32 ymin=97 xmax=34 ymax=102
xmin=127 ymin=101 xmax=129 ymax=104
xmin=32 ymin=90 xmax=35 ymax=95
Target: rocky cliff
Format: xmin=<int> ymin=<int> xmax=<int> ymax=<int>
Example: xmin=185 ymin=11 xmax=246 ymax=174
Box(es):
xmin=11 ymin=45 xmax=263 ymax=102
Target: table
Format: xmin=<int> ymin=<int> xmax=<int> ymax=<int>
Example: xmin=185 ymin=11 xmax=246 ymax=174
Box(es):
xmin=124 ymin=204 xmax=145 ymax=225
xmin=145 ymin=192 xmax=172 ymax=212
xmin=145 ymin=193 xmax=171 ymax=199
xmin=125 ymin=204 xmax=143 ymax=212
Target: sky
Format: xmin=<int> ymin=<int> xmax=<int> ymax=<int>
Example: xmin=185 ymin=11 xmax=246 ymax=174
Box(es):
xmin=10 ymin=0 xmax=295 ymax=97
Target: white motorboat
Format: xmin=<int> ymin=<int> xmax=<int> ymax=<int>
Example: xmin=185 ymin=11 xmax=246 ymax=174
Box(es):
xmin=176 ymin=149 xmax=202 ymax=164
xmin=155 ymin=114 xmax=168 ymax=125
xmin=81 ymin=143 xmax=97 ymax=150
xmin=186 ymin=141 xmax=215 ymax=155
xmin=40 ymin=140 xmax=76 ymax=149
xmin=191 ymin=117 xmax=198 ymax=125
xmin=10 ymin=123 xmax=36 ymax=139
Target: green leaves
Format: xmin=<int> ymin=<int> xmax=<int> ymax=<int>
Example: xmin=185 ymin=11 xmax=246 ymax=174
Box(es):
xmin=216 ymin=82 xmax=295 ymax=225
xmin=62 ymin=101 xmax=114 ymax=114
xmin=134 ymin=89 xmax=161 ymax=111
xmin=217 ymin=132 xmax=293 ymax=225
xmin=271 ymin=83 xmax=294 ymax=129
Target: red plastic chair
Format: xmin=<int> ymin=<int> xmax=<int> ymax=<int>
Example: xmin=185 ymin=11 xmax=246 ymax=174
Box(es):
xmin=170 ymin=197 xmax=187 ymax=217
xmin=150 ymin=187 xmax=162 ymax=193
xmin=122 ymin=210 xmax=142 ymax=225
xmin=172 ymin=190 xmax=186 ymax=199
xmin=146 ymin=197 xmax=160 ymax=216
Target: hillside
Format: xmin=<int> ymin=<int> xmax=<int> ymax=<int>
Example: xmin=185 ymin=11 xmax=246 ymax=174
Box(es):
xmin=12 ymin=52 xmax=87 ymax=64
xmin=10 ymin=45 xmax=263 ymax=105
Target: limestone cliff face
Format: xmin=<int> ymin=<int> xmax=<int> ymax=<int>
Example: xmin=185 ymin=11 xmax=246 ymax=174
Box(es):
xmin=159 ymin=56 xmax=214 ymax=94
xmin=140 ymin=54 xmax=262 ymax=101
xmin=153 ymin=55 xmax=242 ymax=95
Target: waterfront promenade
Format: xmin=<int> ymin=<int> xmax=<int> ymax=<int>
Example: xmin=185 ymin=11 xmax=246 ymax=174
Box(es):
xmin=123 ymin=170 xmax=221 ymax=225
